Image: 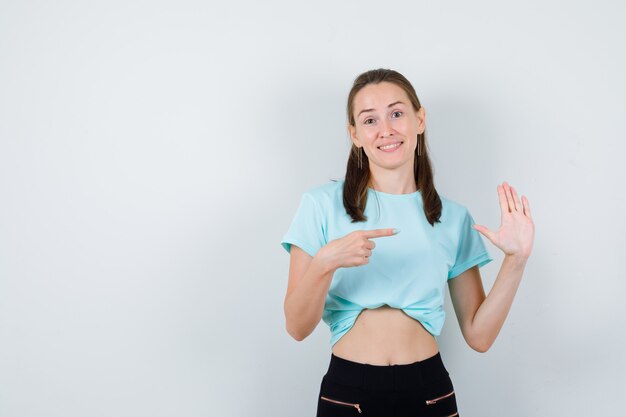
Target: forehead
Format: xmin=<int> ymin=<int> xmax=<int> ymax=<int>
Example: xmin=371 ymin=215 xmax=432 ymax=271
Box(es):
xmin=353 ymin=81 xmax=410 ymax=110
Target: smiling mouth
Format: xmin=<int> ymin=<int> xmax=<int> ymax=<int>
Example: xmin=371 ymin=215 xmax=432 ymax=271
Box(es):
xmin=377 ymin=141 xmax=403 ymax=152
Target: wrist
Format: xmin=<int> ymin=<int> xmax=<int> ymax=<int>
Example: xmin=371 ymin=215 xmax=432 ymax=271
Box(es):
xmin=504 ymin=253 xmax=529 ymax=268
xmin=313 ymin=247 xmax=338 ymax=275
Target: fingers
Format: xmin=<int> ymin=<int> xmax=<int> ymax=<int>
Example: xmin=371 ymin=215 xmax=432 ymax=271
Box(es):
xmin=361 ymin=228 xmax=399 ymax=239
xmin=500 ymin=181 xmax=524 ymax=213
xmin=510 ymin=184 xmax=522 ymax=212
xmin=503 ymin=182 xmax=518 ymax=211
xmin=522 ymin=195 xmax=532 ymax=220
xmin=497 ymin=184 xmax=510 ymax=213
xmin=499 ymin=182 xmax=532 ymax=220
xmin=473 ymin=223 xmax=494 ymax=243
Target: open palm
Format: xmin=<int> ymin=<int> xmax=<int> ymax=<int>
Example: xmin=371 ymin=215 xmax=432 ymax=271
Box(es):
xmin=473 ymin=182 xmax=535 ymax=258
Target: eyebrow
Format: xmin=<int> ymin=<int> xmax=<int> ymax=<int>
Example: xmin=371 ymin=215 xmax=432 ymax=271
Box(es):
xmin=357 ymin=101 xmax=406 ymax=118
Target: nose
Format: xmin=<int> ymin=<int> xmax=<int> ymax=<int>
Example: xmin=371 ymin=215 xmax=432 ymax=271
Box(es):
xmin=379 ymin=118 xmax=393 ymax=138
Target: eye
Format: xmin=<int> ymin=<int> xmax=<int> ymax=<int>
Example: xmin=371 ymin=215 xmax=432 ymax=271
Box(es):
xmin=364 ymin=118 xmax=375 ymax=125
xmin=392 ymin=111 xmax=403 ymax=118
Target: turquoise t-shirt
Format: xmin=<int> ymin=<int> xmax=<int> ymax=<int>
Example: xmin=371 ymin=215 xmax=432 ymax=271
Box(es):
xmin=280 ymin=178 xmax=493 ymax=348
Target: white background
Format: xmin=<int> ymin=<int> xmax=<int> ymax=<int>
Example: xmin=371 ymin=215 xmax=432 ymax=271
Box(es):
xmin=1 ymin=1 xmax=624 ymax=416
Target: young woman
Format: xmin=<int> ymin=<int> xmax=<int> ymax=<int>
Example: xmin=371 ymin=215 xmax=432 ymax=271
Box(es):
xmin=281 ymin=68 xmax=534 ymax=416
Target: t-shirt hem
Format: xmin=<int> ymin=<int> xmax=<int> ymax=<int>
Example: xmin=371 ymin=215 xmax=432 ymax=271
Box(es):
xmin=447 ymin=252 xmax=493 ymax=279
xmin=280 ymin=239 xmax=318 ymax=258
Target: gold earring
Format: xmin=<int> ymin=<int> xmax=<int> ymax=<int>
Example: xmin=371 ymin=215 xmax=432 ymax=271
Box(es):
xmin=417 ymin=134 xmax=421 ymax=156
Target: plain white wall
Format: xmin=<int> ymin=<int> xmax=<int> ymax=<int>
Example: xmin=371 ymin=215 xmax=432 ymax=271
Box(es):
xmin=1 ymin=0 xmax=624 ymax=416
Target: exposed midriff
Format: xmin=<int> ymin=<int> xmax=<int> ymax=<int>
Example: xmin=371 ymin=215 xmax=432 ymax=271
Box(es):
xmin=331 ymin=304 xmax=440 ymax=366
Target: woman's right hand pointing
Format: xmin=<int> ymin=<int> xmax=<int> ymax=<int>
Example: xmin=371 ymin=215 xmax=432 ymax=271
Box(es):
xmin=318 ymin=228 xmax=400 ymax=270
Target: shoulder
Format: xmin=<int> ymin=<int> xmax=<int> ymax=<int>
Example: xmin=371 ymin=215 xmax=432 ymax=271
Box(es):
xmin=438 ymin=193 xmax=470 ymax=225
xmin=302 ymin=178 xmax=344 ymax=209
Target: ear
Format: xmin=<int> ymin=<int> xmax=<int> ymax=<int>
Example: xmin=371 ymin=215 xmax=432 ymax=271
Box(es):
xmin=416 ymin=106 xmax=426 ymax=135
xmin=348 ymin=124 xmax=361 ymax=147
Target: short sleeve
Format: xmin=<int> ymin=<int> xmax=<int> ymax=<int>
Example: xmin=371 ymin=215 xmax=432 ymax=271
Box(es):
xmin=280 ymin=192 xmax=327 ymax=258
xmin=448 ymin=208 xmax=493 ymax=280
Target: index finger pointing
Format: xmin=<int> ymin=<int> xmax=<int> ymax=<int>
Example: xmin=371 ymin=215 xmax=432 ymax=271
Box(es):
xmin=361 ymin=228 xmax=399 ymax=239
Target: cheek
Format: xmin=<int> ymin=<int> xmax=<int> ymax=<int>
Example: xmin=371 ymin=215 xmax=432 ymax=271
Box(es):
xmin=395 ymin=118 xmax=414 ymax=132
xmin=360 ymin=128 xmax=378 ymax=142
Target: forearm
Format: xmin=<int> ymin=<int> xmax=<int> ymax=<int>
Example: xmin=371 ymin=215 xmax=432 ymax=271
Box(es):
xmin=471 ymin=254 xmax=528 ymax=352
xmin=284 ymin=256 xmax=336 ymax=341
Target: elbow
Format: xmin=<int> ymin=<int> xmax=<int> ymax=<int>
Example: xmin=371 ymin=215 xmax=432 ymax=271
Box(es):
xmin=470 ymin=339 xmax=492 ymax=353
xmin=468 ymin=333 xmax=492 ymax=353
xmin=285 ymin=317 xmax=308 ymax=342
xmin=291 ymin=333 xmax=306 ymax=342
xmin=471 ymin=343 xmax=490 ymax=353
xmin=283 ymin=297 xmax=315 ymax=342
xmin=284 ymin=306 xmax=305 ymax=341
xmin=286 ymin=324 xmax=306 ymax=342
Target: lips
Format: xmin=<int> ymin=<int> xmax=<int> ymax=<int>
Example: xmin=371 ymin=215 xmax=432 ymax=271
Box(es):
xmin=377 ymin=141 xmax=403 ymax=152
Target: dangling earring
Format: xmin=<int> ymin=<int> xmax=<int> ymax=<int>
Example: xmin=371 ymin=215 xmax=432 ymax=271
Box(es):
xmin=417 ymin=134 xmax=421 ymax=156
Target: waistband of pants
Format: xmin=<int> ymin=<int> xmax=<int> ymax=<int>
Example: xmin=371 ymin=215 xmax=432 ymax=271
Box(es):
xmin=324 ymin=351 xmax=449 ymax=391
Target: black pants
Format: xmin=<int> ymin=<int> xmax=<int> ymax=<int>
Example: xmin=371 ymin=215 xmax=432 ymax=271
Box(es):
xmin=316 ymin=352 xmax=459 ymax=417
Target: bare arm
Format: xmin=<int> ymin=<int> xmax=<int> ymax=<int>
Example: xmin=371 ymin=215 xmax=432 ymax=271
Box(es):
xmin=283 ymin=228 xmax=397 ymax=341
xmin=449 ymin=181 xmax=534 ymax=352
xmin=449 ymin=255 xmax=527 ymax=352
xmin=283 ymin=245 xmax=336 ymax=341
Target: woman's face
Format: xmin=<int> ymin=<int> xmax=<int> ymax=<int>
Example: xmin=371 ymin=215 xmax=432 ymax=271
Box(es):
xmin=348 ymin=81 xmax=425 ymax=173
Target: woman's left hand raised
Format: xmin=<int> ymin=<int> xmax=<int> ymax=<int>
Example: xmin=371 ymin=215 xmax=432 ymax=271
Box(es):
xmin=472 ymin=182 xmax=535 ymax=259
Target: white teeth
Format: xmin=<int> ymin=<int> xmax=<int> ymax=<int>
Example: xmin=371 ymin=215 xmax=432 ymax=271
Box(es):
xmin=380 ymin=142 xmax=401 ymax=150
